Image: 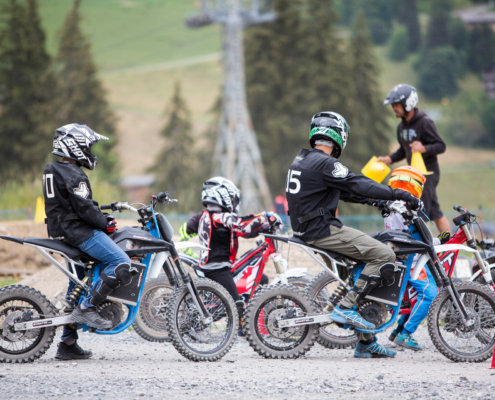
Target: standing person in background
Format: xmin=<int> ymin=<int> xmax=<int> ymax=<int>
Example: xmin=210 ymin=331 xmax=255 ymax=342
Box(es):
xmin=377 ymin=84 xmax=450 ymax=234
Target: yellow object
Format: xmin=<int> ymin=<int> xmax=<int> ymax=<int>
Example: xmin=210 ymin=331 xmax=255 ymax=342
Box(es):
xmin=361 ymin=156 xmax=391 ymax=183
xmin=34 ymin=197 xmax=46 ymax=223
xmin=410 ymin=152 xmax=433 ymax=175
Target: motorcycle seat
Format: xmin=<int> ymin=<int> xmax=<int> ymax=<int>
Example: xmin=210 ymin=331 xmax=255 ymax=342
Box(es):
xmin=22 ymin=238 xmax=95 ymax=262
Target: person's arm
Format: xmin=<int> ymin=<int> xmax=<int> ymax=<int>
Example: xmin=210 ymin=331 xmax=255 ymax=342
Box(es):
xmin=421 ymin=118 xmax=446 ymax=156
xmin=237 ymin=213 xmax=267 ymax=238
xmin=323 ymin=160 xmax=416 ymax=203
xmin=389 ymin=145 xmax=406 ymax=163
xmin=186 ymin=211 xmax=203 ymax=235
xmin=339 ymin=191 xmax=373 ymax=205
xmin=66 ymin=176 xmax=107 ymax=230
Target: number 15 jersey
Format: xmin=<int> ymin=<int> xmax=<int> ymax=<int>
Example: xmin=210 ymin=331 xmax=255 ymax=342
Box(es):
xmin=286 ymin=148 xmax=403 ymax=242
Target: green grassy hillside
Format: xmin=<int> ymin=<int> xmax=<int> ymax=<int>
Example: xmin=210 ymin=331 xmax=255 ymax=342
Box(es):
xmin=38 ymin=0 xmax=220 ymax=71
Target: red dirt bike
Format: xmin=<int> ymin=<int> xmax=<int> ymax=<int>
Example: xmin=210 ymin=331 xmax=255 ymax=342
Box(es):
xmin=133 ymin=215 xmax=312 ymax=342
xmin=308 ymin=204 xmax=495 ymax=350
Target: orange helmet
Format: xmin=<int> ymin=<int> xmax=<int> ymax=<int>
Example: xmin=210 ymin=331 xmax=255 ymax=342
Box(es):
xmin=389 ymin=166 xmax=426 ymax=198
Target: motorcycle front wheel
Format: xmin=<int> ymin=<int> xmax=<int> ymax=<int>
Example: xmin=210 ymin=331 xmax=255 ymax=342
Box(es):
xmin=428 ymin=281 xmax=495 ymax=362
xmin=166 ymin=278 xmax=237 ymax=362
xmin=133 ymin=277 xmax=174 ymax=342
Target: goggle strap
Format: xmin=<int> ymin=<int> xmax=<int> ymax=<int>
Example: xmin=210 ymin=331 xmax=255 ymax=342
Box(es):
xmin=389 ymin=175 xmax=423 ymax=189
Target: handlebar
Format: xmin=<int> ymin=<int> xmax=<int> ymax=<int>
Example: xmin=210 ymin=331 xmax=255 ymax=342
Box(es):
xmin=100 ymin=202 xmax=138 ymax=213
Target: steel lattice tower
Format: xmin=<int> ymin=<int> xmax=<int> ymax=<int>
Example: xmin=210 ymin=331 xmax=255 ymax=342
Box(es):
xmin=186 ymin=0 xmax=275 ymax=214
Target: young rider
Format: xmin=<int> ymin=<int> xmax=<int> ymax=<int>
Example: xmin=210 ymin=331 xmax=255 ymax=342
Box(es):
xmin=286 ymin=111 xmax=423 ymax=358
xmin=184 ymin=177 xmax=269 ymax=334
xmin=44 ymin=123 xmax=132 ymax=360
xmin=383 ymin=166 xmax=448 ymax=351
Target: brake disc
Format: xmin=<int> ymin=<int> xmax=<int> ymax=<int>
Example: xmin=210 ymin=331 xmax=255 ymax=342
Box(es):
xmin=266 ymin=308 xmax=298 ymax=339
xmin=2 ymin=311 xmax=24 ymax=342
xmin=452 ymin=308 xmax=480 ymax=339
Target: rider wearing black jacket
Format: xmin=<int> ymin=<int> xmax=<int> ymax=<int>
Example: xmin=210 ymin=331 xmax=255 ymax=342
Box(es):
xmin=287 ymin=112 xmax=422 ymax=359
xmin=44 ymin=124 xmax=132 ymax=360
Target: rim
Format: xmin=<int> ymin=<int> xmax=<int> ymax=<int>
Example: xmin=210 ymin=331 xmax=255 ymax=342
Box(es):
xmin=175 ymin=288 xmax=233 ymax=354
xmin=314 ymin=280 xmax=358 ymax=342
xmin=141 ymin=284 xmax=174 ymax=332
xmin=0 ymin=297 xmax=45 ymax=355
xmin=436 ymin=288 xmax=495 ymax=356
xmin=254 ymin=294 xmax=309 ymax=351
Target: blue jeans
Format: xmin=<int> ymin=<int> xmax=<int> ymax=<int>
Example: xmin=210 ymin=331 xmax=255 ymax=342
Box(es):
xmin=61 ymin=230 xmax=131 ymax=340
xmin=78 ymin=230 xmax=131 ymax=308
xmin=400 ymin=266 xmax=438 ymax=335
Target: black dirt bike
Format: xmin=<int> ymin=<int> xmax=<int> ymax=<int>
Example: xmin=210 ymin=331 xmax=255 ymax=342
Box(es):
xmin=0 ymin=192 xmax=237 ymax=363
xmin=243 ymin=203 xmax=495 ymax=363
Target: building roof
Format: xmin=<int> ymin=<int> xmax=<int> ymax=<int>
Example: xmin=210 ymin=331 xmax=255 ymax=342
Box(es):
xmin=121 ymin=174 xmax=156 ymax=188
xmin=455 ymin=4 xmax=495 ymax=24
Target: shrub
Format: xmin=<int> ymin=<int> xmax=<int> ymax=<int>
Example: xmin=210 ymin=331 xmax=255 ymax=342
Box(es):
xmin=417 ymin=46 xmax=459 ymax=100
xmin=388 ymin=25 xmax=409 ymax=61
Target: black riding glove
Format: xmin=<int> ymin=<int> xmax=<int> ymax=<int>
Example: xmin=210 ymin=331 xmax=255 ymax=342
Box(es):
xmin=438 ymin=231 xmax=451 ymax=244
xmin=394 ymin=190 xmax=423 ymax=211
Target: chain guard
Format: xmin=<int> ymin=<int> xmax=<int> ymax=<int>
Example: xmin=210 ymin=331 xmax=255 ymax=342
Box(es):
xmin=359 ymin=301 xmax=387 ymax=328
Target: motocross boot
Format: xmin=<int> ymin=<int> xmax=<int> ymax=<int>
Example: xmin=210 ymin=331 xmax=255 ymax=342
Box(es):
xmin=55 ymin=341 xmax=92 ymax=360
xmin=354 ymin=338 xmax=396 ymax=358
xmin=71 ymin=305 xmax=112 ymax=330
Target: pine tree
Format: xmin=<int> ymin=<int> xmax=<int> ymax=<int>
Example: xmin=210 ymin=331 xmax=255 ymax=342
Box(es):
xmin=467 ymin=24 xmax=495 ymax=73
xmin=343 ymin=11 xmax=389 ymax=174
xmin=245 ymin=0 xmax=352 ymax=194
xmin=425 ymin=0 xmax=452 ymax=49
xmin=0 ymin=0 xmax=56 ymax=178
xmin=401 ymin=0 xmax=421 ymax=52
xmin=359 ymin=0 xmax=395 ymax=45
xmin=54 ymin=0 xmax=117 ymax=177
xmin=149 ymin=82 xmax=200 ymax=213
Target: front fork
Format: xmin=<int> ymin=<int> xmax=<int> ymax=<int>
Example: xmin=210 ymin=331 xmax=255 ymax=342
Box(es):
xmin=166 ymin=247 xmax=211 ymax=323
xmin=428 ymin=250 xmax=471 ymax=323
xmin=462 ymin=224 xmax=495 ymax=289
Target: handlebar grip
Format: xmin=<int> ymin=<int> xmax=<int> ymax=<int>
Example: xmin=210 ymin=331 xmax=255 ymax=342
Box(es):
xmin=453 ymin=205 xmax=464 ymax=212
xmin=100 ymin=205 xmax=112 ymax=210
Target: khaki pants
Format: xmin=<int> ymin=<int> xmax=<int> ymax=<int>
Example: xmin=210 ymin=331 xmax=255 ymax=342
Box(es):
xmin=309 ymin=225 xmax=396 ymax=341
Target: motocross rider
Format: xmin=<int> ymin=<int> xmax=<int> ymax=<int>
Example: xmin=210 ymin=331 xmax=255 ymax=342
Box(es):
xmin=382 ymin=166 xmax=449 ymax=351
xmin=44 ymin=123 xmax=132 ymax=360
xmin=286 ymin=112 xmax=422 ymax=358
xmin=184 ymin=177 xmax=270 ymax=335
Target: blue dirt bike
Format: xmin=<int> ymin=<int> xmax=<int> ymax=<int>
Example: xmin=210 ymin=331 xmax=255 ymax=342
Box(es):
xmin=244 ymin=203 xmax=495 ymax=362
xmin=0 ymin=192 xmax=238 ymax=363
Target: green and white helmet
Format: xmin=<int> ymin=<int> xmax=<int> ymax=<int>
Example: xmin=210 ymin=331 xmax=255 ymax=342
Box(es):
xmin=309 ymin=111 xmax=350 ymax=159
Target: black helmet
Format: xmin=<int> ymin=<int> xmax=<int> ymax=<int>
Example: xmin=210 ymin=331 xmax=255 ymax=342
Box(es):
xmin=383 ymin=84 xmax=418 ymax=112
xmin=52 ymin=123 xmax=108 ymax=170
xmin=309 ymin=111 xmax=350 ymax=159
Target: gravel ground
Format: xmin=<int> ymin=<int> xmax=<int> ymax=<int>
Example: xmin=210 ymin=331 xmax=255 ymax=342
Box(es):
xmin=1 ymin=324 xmax=495 ymax=400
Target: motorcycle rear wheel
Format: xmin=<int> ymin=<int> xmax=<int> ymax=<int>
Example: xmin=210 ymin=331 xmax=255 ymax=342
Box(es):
xmin=133 ymin=277 xmax=174 ymax=342
xmin=166 ymin=278 xmax=237 ymax=362
xmin=0 ymin=285 xmax=56 ymax=363
xmin=305 ymin=271 xmax=358 ymax=349
xmin=427 ymin=281 xmax=495 ymax=362
xmin=244 ymin=284 xmax=318 ymax=359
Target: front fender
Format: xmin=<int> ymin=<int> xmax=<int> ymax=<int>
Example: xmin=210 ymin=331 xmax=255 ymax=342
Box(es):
xmin=271 ymin=268 xmax=308 ymax=285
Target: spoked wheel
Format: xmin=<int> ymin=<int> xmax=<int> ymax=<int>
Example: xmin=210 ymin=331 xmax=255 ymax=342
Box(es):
xmin=166 ymin=278 xmax=237 ymax=362
xmin=0 ymin=285 xmax=56 ymax=363
xmin=133 ymin=277 xmax=174 ymax=342
xmin=305 ymin=271 xmax=358 ymax=349
xmin=428 ymin=281 xmax=495 ymax=362
xmin=244 ymin=284 xmax=318 ymax=359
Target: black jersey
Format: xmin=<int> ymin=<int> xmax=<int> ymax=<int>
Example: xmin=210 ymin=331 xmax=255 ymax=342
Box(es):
xmin=286 ymin=148 xmax=411 ymax=242
xmin=43 ymin=161 xmax=107 ymax=246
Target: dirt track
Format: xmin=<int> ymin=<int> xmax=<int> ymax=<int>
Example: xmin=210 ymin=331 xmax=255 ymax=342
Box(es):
xmin=1 ymin=325 xmax=494 ymax=399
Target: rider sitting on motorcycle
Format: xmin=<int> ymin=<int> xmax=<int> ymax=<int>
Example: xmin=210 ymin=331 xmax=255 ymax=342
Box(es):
xmin=184 ymin=177 xmax=270 ymax=335
xmin=286 ymin=112 xmax=423 ymax=359
xmin=382 ymin=166 xmax=449 ymax=351
xmin=44 ymin=124 xmax=133 ymax=360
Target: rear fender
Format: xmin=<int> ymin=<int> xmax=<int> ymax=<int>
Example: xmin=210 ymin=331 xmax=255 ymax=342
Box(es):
xmin=270 ymin=268 xmax=308 ymax=285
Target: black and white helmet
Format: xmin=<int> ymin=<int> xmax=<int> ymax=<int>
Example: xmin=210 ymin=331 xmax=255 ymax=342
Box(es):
xmin=202 ymin=176 xmax=241 ymax=213
xmin=383 ymin=84 xmax=418 ymax=113
xmin=52 ymin=123 xmax=109 ymax=170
